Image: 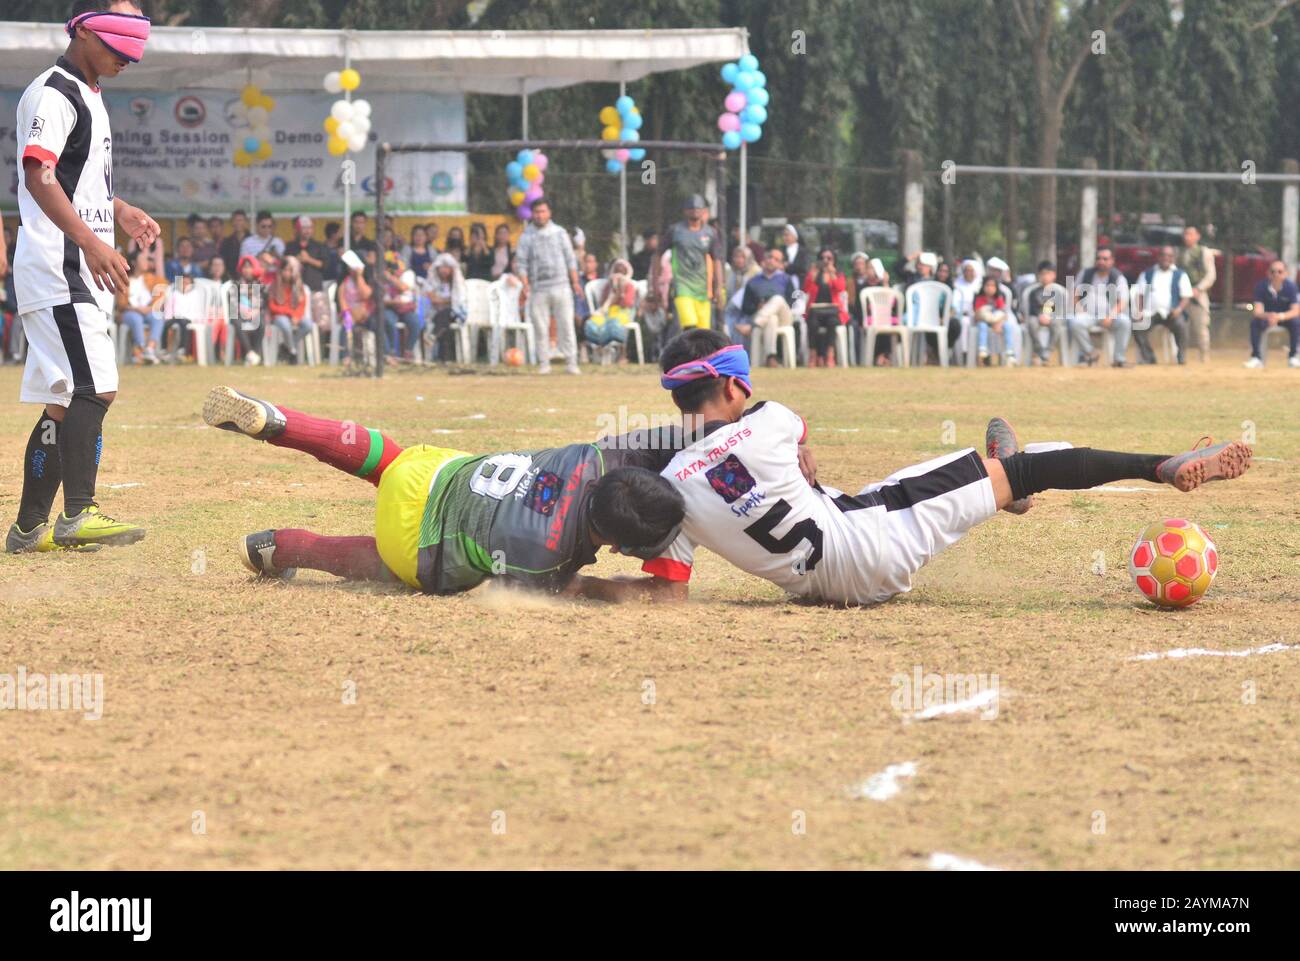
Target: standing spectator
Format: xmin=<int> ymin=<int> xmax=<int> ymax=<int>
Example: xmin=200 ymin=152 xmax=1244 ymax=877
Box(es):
xmin=1022 ymin=261 xmax=1066 ymax=366
xmin=1067 ymin=246 xmax=1133 ymax=367
xmin=1179 ymin=224 xmax=1216 ymax=362
xmin=424 ymin=252 xmax=467 ymax=363
xmin=972 ymin=275 xmax=1019 ymax=366
xmin=336 ymin=249 xmax=371 ymax=369
xmin=322 ymin=222 xmax=343 ymax=282
xmin=267 ymin=255 xmax=316 ymax=364
xmin=630 ymin=229 xmax=659 ymax=281
xmin=491 ymin=223 xmax=512 ymax=279
xmin=781 ymin=224 xmax=810 ymax=281
xmin=381 ymin=252 xmax=421 ymax=362
xmin=664 ymin=194 xmax=722 ymax=331
xmin=241 ymin=211 xmax=285 ymax=269
xmin=407 ymin=224 xmax=435 ymax=282
xmin=189 ymin=214 xmax=217 ymax=268
xmin=803 ymin=248 xmax=849 ymax=367
xmin=443 ymin=226 xmax=466 ymax=267
xmin=424 ymin=222 xmax=442 ymax=254
xmin=463 ymin=222 xmax=494 ymax=281
xmin=229 ymin=255 xmax=268 ymax=365
xmin=516 ymin=199 xmax=582 ymax=375
xmin=284 ymin=216 xmax=328 ymax=292
xmin=350 ymin=211 xmax=379 ymax=261
xmin=1244 ymin=259 xmax=1300 ymax=368
xmin=1131 ymin=246 xmax=1192 ymax=365
xmin=117 ymin=249 xmax=166 ymax=364
xmin=205 ymin=215 xmax=225 ymax=259
xmin=165 ymin=236 xmax=203 ymax=282
xmin=218 ymin=209 xmax=250 ymax=269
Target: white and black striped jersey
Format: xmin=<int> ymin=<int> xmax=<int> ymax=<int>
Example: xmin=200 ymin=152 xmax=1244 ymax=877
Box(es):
xmin=14 ymin=56 xmax=116 ymax=316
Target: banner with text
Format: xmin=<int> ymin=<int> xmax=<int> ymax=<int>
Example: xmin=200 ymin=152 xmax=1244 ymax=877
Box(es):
xmin=2 ymin=89 xmax=466 ymax=216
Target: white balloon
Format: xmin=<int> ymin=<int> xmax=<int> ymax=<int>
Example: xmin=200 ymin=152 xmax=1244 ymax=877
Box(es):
xmin=247 ymin=106 xmax=268 ymax=126
xmin=337 ymin=120 xmax=356 ymax=140
xmin=323 ymin=71 xmax=342 ymax=94
xmin=351 ymin=115 xmax=371 ymax=134
xmin=330 ymin=99 xmax=354 ymax=122
xmin=351 ymin=99 xmax=372 ymax=118
xmin=229 ymin=102 xmax=249 ymax=123
xmin=347 ymin=132 xmax=368 ymax=152
xmin=250 ymin=125 xmax=271 ymax=144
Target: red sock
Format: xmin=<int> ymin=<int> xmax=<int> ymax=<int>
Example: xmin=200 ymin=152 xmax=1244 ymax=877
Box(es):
xmin=273 ymin=530 xmax=395 ymax=582
xmin=269 ymin=407 xmax=403 ymax=485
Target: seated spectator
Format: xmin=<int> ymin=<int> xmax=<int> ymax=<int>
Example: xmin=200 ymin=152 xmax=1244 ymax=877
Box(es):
xmin=1131 ymin=246 xmax=1192 ymax=365
xmin=1245 ymin=258 xmax=1300 ymax=368
xmin=117 ymin=249 xmax=167 ymax=364
xmin=1067 ymin=246 xmax=1132 ymax=367
xmin=494 ymin=253 xmax=525 ymax=326
xmin=463 ymin=222 xmax=495 ymax=281
xmin=207 ymin=254 xmax=229 ymax=286
xmin=336 ymin=249 xmax=372 ymax=370
xmin=424 ymin=222 xmax=442 ymax=254
xmin=1022 ymin=260 xmax=1066 ymax=366
xmin=443 ymin=226 xmax=466 ymax=267
xmin=284 ymin=216 xmax=328 ymax=292
xmin=407 ymin=225 xmax=435 ymax=282
xmin=424 ymin=252 xmax=467 ymax=363
xmin=950 ymin=258 xmax=984 ymax=357
xmin=381 ymin=252 xmax=421 ymax=362
xmin=228 ymin=255 xmax=268 ymax=365
xmin=268 ymin=255 xmax=316 ymax=364
xmin=899 ymin=250 xmax=938 ymax=287
xmin=241 ymin=210 xmax=285 ymax=270
xmin=782 ymin=225 xmax=810 ymax=280
xmin=849 ymin=252 xmax=898 ymax=366
xmin=972 ymin=275 xmax=1020 ymax=366
xmin=188 ymin=214 xmax=217 ymax=269
xmin=490 ymin=223 xmax=513 ymax=280
xmin=803 ymin=247 xmax=849 ymax=367
xmin=219 ymin=209 xmax=249 ymax=268
xmin=725 ymin=245 xmax=759 ymax=299
xmin=322 ymin=222 xmax=343 ymax=283
xmin=934 ymin=261 xmax=953 ymax=286
xmin=736 ymin=247 xmax=797 ymax=366
xmin=629 ymin=229 xmax=659 ymax=281
xmin=580 ymin=252 xmax=603 ymax=287
xmin=584 ymin=258 xmax=637 ymax=358
xmin=165 ymin=236 xmax=203 ymax=283
xmin=161 ymin=272 xmax=207 ymax=362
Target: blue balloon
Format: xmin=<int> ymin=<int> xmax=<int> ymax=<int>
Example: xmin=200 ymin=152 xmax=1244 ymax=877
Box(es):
xmin=721 ymin=62 xmax=739 ymax=84
xmin=734 ymin=72 xmax=755 ymax=92
xmin=722 ymin=130 xmax=742 ymax=151
xmin=741 ymin=104 xmax=767 ymax=125
xmin=244 ymin=136 xmax=260 ymax=152
xmin=623 ymin=112 xmax=643 ymax=130
xmin=606 ymin=158 xmax=624 ymax=174
xmin=740 ymin=123 xmax=762 ymax=143
xmin=517 ymin=149 xmax=533 ymax=165
xmin=505 ymin=161 xmax=523 ymax=179
xmin=738 ymin=53 xmax=759 ymax=72
xmin=615 ymin=95 xmax=634 ymax=115
xmin=619 ymin=128 xmax=640 ymax=142
xmin=628 ymin=147 xmax=646 ymax=161
xmin=753 ymin=70 xmax=767 ymax=88
xmin=749 ymin=87 xmax=770 ymax=107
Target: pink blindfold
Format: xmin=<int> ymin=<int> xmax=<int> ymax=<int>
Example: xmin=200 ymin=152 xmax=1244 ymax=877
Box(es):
xmin=67 ymin=12 xmax=152 ymax=64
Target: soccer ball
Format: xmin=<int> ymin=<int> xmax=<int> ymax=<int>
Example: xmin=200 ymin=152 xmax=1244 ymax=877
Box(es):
xmin=503 ymin=347 xmax=525 ymax=367
xmin=1128 ymin=518 xmax=1218 ymax=608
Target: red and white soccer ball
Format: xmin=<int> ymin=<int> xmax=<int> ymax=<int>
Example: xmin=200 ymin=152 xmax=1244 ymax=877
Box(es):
xmin=1128 ymin=518 xmax=1218 ymax=608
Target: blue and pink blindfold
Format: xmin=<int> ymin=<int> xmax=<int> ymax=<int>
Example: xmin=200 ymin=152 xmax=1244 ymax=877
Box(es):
xmin=67 ymin=11 xmax=151 ymax=64
xmin=660 ymin=344 xmax=753 ymax=396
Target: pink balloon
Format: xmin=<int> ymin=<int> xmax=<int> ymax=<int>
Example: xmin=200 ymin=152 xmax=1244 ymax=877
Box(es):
xmin=533 ymin=153 xmax=548 ymax=172
xmin=534 ymin=173 xmax=544 ymax=186
xmin=724 ymin=91 xmax=747 ymax=113
xmin=615 ymin=148 xmax=630 ymax=162
xmin=718 ymin=112 xmax=741 ymax=132
xmin=524 ymin=185 xmax=543 ymax=202
xmin=517 ymin=204 xmax=532 ymax=220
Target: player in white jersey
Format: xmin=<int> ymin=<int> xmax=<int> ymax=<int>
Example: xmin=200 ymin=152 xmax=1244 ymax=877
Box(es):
xmin=573 ymin=329 xmax=1252 ymax=606
xmin=5 ymin=1 xmax=158 ymax=554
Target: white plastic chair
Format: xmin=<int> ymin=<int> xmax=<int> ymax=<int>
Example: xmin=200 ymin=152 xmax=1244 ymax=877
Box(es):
xmin=749 ymin=325 xmax=797 ymax=368
xmin=903 ymin=281 xmax=951 ymax=367
xmin=458 ymin=278 xmax=492 ymax=363
xmin=487 ymin=277 xmax=537 ymax=365
xmin=860 ymin=287 xmax=908 ymax=367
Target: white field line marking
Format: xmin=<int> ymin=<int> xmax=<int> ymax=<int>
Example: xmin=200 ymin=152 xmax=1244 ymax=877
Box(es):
xmin=910 ymin=687 xmax=1000 ymax=721
xmin=107 ymin=482 xmax=142 ymax=489
xmin=851 ymin=761 xmax=918 ymax=801
xmin=1091 ymin=485 xmax=1161 ymax=493
xmin=430 ymin=428 xmax=464 ymax=434
xmin=928 ymin=852 xmax=1001 ymax=872
xmin=1129 ymin=642 xmax=1296 ymax=662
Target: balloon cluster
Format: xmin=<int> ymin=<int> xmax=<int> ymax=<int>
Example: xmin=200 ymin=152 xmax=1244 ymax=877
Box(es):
xmin=505 ymin=148 xmax=548 ymax=220
xmin=598 ymin=96 xmax=644 ymax=175
xmin=321 ymin=69 xmax=370 ymax=156
xmin=232 ymin=84 xmax=275 ymax=167
xmin=717 ymin=53 xmax=768 ymax=150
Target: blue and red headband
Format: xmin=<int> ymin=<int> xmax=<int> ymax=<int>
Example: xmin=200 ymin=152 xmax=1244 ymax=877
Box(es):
xmin=67 ymin=11 xmax=151 ymax=64
xmin=661 ymin=344 xmax=753 ymax=397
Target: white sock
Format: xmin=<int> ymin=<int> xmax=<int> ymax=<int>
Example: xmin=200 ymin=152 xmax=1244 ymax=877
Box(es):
xmin=1024 ymin=441 xmax=1074 ymax=453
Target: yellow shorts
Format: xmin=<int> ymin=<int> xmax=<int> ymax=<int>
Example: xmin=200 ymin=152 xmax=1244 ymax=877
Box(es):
xmin=374 ymin=444 xmax=471 ymax=588
xmin=674 ymin=296 xmax=713 ymax=330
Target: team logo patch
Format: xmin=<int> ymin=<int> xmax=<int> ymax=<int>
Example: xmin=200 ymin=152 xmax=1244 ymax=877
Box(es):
xmin=706 ymin=454 xmax=755 ymax=503
xmin=30 ymin=117 xmax=45 ymax=137
xmin=526 ymin=471 xmax=562 ymax=516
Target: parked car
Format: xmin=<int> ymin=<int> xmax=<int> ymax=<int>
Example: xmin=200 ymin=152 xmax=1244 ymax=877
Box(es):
xmin=758 ymin=217 xmax=901 ymax=275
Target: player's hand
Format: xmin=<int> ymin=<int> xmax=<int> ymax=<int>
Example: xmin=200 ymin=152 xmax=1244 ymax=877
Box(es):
xmin=0 ymin=252 xmax=8 ymax=281
xmin=797 ymin=444 xmax=818 ymax=487
xmin=84 ymin=237 xmax=129 ymax=293
xmin=116 ymin=203 xmax=160 ymax=249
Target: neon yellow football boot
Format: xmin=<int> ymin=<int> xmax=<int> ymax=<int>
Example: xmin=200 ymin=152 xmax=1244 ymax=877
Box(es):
xmin=5 ymin=521 xmax=104 ymax=553
xmin=52 ymin=506 xmax=147 ymax=548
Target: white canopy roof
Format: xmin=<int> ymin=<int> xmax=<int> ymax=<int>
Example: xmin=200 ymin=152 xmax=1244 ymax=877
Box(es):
xmin=0 ymin=23 xmax=748 ymax=94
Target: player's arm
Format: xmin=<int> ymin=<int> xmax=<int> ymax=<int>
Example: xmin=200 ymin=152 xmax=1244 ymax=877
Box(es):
xmin=113 ymin=196 xmax=160 ymax=250
xmin=0 ymin=210 xmax=8 ymax=281
xmin=23 ymin=157 xmax=128 ymax=293
xmin=564 ymin=574 xmax=688 ymax=603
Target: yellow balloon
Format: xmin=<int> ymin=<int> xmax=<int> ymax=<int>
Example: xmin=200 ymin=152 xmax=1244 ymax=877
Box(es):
xmin=241 ymin=84 xmax=261 ymax=107
xmin=324 ymin=116 xmax=340 ymax=134
xmin=233 ymin=149 xmax=251 ymax=167
xmin=601 ymin=125 xmax=620 ymax=141
xmin=259 ymin=95 xmax=276 ymax=112
xmin=257 ymin=141 xmax=273 ymax=159
xmin=339 ymin=68 xmax=361 ymax=92
xmin=523 ymin=163 xmax=540 ymax=181
xmin=327 ymin=136 xmax=348 ymax=156
xmin=509 ymin=190 xmax=525 ymax=207
xmin=599 ymin=106 xmax=619 ymax=126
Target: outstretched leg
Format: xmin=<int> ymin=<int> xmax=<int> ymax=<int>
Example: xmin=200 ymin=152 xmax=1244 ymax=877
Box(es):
xmin=240 ymin=528 xmax=397 ymax=583
xmin=203 ymin=385 xmax=403 ymax=485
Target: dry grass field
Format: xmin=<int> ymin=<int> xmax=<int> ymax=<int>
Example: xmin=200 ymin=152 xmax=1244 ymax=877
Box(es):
xmin=1 ymin=348 xmax=1297 ymax=870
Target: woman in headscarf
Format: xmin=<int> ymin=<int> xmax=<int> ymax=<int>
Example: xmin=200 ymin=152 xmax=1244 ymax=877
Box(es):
xmin=424 ymin=251 xmax=467 ymax=363
xmin=782 ymin=224 xmax=809 ymax=281
xmin=723 ymin=245 xmax=761 ymax=346
xmin=950 ymin=258 xmax=985 ymax=362
xmin=227 ymin=254 xmax=268 ymax=365
xmin=584 ymin=257 xmax=638 ymax=361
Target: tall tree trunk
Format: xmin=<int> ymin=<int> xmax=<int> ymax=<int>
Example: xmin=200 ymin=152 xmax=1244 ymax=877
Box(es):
xmin=1006 ymin=120 xmax=1020 ymax=270
xmin=1033 ymin=108 xmax=1063 ymax=264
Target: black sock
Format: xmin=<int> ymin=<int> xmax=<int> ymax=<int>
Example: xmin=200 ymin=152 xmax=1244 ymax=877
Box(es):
xmin=16 ymin=414 xmax=63 ymax=531
xmin=1000 ymin=448 xmax=1170 ymax=501
xmin=58 ymin=394 xmax=110 ymax=517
